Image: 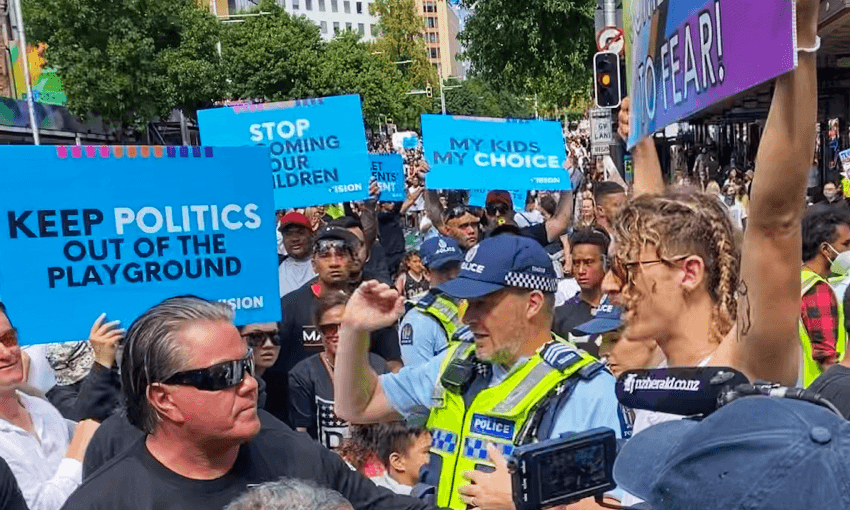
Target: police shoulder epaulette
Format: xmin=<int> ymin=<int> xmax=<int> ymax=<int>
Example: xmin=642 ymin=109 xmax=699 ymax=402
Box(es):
xmin=416 ymin=291 xmax=437 ymax=307
xmin=539 ymin=342 xmax=583 ymax=371
xmin=451 ymin=325 xmax=475 ymax=344
xmin=578 ymin=361 xmax=606 ymax=380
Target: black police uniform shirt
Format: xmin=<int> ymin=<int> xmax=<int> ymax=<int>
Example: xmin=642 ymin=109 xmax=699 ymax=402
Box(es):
xmin=265 ymin=278 xmax=402 ymax=424
xmin=552 ymin=293 xmax=599 ymax=357
xmin=288 ymin=353 xmax=389 ymax=449
xmin=808 ymin=364 xmax=850 ymax=419
xmin=0 ymin=456 xmax=27 ymax=510
xmin=62 ymin=417 xmax=439 ymax=510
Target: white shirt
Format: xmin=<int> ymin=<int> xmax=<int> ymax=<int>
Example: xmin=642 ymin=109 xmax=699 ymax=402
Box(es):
xmin=369 ymin=472 xmax=413 ymax=495
xmin=555 ymin=278 xmax=581 ymax=307
xmin=0 ymin=393 xmax=81 ymax=510
xmin=514 ymin=209 xmax=544 ymax=228
xmin=407 ymin=187 xmax=425 ymax=212
xmin=22 ymin=344 xmax=56 ymax=393
xmin=278 ymin=256 xmax=317 ymax=297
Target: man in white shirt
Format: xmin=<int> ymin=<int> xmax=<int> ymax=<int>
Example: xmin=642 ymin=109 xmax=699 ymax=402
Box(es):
xmin=278 ymin=212 xmax=317 ymax=298
xmin=0 ymin=302 xmax=99 ymax=510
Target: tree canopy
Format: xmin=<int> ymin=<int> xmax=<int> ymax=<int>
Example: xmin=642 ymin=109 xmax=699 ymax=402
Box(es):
xmin=457 ymin=0 xmax=595 ymax=106
xmin=23 ymin=0 xmax=225 ymax=129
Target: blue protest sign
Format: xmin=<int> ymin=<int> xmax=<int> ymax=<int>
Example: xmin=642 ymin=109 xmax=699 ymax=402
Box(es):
xmin=370 ymin=154 xmax=406 ymax=202
xmin=0 ymin=145 xmax=281 ymax=346
xmin=421 ymin=115 xmax=570 ymax=191
xmin=840 ymin=149 xmax=850 ymax=173
xmin=402 ymin=135 xmax=419 ymax=149
xmin=197 ymin=95 xmax=371 ymax=209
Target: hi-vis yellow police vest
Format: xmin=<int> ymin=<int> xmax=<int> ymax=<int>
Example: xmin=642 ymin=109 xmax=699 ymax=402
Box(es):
xmin=799 ymin=268 xmax=846 ymax=387
xmin=425 ymin=337 xmax=600 ymax=510
xmin=413 ymin=293 xmax=468 ymax=343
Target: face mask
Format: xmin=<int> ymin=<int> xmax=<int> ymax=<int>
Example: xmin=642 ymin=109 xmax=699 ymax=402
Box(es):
xmin=824 ymin=191 xmax=838 ymax=201
xmin=828 ymin=244 xmax=850 ymax=276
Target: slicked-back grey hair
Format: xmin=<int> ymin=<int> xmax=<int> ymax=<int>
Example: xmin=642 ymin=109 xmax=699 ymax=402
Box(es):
xmin=224 ymin=478 xmax=353 ymax=510
xmin=120 ymin=295 xmax=235 ymax=434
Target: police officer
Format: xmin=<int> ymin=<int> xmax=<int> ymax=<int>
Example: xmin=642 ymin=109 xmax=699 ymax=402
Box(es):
xmin=400 ymin=235 xmax=470 ymax=367
xmin=335 ymin=234 xmax=626 ymax=510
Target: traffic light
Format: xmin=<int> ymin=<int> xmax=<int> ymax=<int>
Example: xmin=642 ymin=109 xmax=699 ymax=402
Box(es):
xmin=594 ymin=52 xmax=621 ymax=109
xmin=426 ymin=84 xmax=433 ymax=98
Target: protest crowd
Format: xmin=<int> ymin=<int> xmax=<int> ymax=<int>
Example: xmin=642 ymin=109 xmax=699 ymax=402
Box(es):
xmin=5 ymin=1 xmax=850 ymax=510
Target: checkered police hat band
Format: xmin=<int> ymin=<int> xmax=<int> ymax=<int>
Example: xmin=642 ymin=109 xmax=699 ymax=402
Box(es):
xmin=504 ymin=271 xmax=558 ymax=293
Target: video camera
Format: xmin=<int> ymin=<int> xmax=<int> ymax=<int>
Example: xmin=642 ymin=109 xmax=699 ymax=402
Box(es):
xmin=507 ymin=428 xmax=618 ymax=510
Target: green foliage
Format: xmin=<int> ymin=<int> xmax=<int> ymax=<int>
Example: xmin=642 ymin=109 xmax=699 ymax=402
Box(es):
xmin=222 ymin=0 xmax=323 ymax=102
xmin=312 ymin=31 xmax=407 ymax=127
xmin=457 ymin=0 xmax=595 ymax=105
xmin=23 ymin=0 xmax=225 ymax=129
xmin=369 ymin=0 xmax=439 ymax=128
xmin=437 ymin=78 xmax=533 ymax=119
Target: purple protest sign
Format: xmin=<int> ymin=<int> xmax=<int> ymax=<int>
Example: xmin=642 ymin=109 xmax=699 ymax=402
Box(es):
xmin=623 ymin=0 xmax=796 ymax=148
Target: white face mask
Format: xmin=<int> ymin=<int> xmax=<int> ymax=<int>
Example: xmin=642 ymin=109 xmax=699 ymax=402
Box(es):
xmin=828 ymin=244 xmax=850 ymax=276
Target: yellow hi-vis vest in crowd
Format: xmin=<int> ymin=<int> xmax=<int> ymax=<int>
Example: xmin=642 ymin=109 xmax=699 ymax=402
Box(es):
xmin=413 ymin=292 xmax=468 ymax=344
xmin=425 ymin=336 xmax=601 ymax=509
xmin=799 ymin=268 xmax=846 ymax=387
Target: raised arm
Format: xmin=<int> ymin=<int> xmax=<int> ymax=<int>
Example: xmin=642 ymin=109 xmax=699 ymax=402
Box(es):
xmin=618 ymin=97 xmax=665 ymax=195
xmin=544 ymin=190 xmax=574 ymax=243
xmin=724 ymin=1 xmax=818 ymax=385
xmin=334 ymin=281 xmax=405 ymax=423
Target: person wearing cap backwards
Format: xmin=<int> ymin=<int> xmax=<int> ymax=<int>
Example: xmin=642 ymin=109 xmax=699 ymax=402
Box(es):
xmin=398 ymin=236 xmax=469 ymax=368
xmin=614 ymin=396 xmax=850 ymax=510
xmin=484 ymin=190 xmax=574 ymax=249
xmin=335 ymin=234 xmax=627 ymax=510
xmin=264 ymin=226 xmax=403 ymax=425
xmin=278 ymin=212 xmax=317 ymax=298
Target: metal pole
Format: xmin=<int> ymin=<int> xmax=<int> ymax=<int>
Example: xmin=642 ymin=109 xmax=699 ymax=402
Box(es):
xmin=603 ymin=0 xmax=616 ymax=27
xmin=12 ymin=0 xmax=39 ymax=144
xmin=439 ymin=67 xmax=446 ymax=115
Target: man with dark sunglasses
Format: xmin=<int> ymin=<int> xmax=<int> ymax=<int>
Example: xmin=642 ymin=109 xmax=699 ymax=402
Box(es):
xmin=62 ymin=296 xmax=437 ymax=510
xmin=441 ymin=204 xmax=480 ymax=252
xmin=265 ymin=226 xmax=402 ymax=425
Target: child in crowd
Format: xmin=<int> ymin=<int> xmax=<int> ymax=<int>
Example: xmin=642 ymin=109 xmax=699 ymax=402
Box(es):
xmin=369 ymin=422 xmax=432 ymax=496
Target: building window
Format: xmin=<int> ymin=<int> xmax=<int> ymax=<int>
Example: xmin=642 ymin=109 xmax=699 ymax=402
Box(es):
xmin=424 ymin=1 xmax=437 ymax=12
xmin=318 ymin=0 xmax=325 ymax=9
xmin=371 ymin=24 xmax=378 ymax=37
xmin=426 ymin=32 xmax=438 ymax=43
xmin=429 ymin=47 xmax=440 ymax=59
xmin=333 ymin=21 xmax=340 ymax=33
xmin=346 ymin=21 xmax=352 ymax=31
xmin=425 ymin=16 xmax=437 ymax=28
xmin=320 ymin=20 xmax=328 ymax=33
xmin=344 ymin=0 xmax=350 ymax=13
xmin=292 ymin=0 xmax=299 ymax=9
xmin=356 ymin=1 xmax=362 ymax=13
xmin=358 ymin=23 xmax=365 ymax=34
xmin=331 ymin=0 xmax=338 ymax=12
xmin=305 ymin=0 xmax=312 ymax=9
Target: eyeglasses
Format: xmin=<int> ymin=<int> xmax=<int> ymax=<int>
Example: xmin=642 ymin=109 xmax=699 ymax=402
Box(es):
xmin=315 ymin=239 xmax=353 ymax=258
xmin=162 ymin=349 xmax=255 ymax=392
xmin=318 ymin=323 xmax=341 ymax=337
xmin=620 ymin=256 xmax=689 ymax=279
xmin=242 ymin=331 xmax=280 ymax=348
xmin=485 ymin=204 xmax=510 ymax=216
xmin=0 ymin=329 xmax=17 ymax=348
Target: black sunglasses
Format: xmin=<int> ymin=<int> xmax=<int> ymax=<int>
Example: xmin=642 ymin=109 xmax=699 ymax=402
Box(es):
xmin=315 ymin=239 xmax=354 ymax=257
xmin=485 ymin=203 xmax=510 ymax=216
xmin=162 ymin=349 xmax=255 ymax=392
xmin=242 ymin=331 xmax=280 ymax=348
xmin=445 ymin=205 xmax=468 ymax=221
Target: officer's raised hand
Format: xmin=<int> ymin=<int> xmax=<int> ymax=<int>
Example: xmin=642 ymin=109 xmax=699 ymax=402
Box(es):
xmin=342 ymin=280 xmax=405 ymax=333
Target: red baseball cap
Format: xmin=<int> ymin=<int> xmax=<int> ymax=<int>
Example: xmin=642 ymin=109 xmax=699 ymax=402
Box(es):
xmin=485 ymin=190 xmax=513 ymax=210
xmin=279 ymin=212 xmax=311 ymax=231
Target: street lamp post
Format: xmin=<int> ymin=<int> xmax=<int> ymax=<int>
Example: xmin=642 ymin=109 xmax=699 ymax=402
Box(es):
xmin=12 ymin=0 xmax=40 ymax=145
